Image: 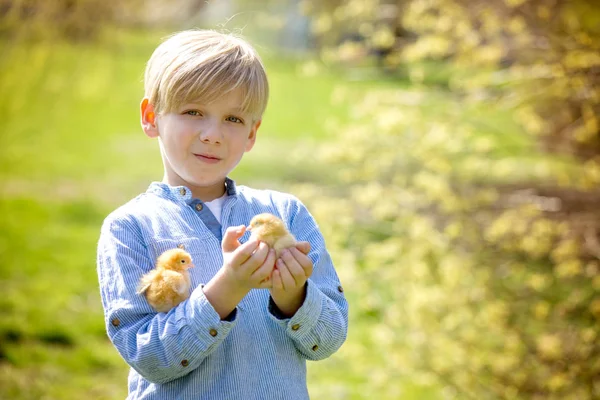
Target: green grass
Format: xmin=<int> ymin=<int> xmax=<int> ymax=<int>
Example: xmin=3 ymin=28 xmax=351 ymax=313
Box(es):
xmin=0 ymin=28 xmax=540 ymax=399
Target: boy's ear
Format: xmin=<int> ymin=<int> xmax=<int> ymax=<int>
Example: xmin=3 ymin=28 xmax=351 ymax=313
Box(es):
xmin=245 ymin=119 xmax=261 ymax=152
xmin=141 ymin=98 xmax=159 ymax=138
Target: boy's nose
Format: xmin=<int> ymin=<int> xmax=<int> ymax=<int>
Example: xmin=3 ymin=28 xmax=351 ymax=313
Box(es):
xmin=199 ymin=121 xmax=223 ymax=144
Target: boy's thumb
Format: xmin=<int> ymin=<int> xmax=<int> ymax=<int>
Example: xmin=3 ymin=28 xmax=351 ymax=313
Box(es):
xmin=222 ymin=225 xmax=246 ymax=252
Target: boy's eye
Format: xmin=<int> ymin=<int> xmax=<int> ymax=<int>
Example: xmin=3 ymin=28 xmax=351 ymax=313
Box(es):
xmin=226 ymin=116 xmax=243 ymax=124
xmin=184 ymin=110 xmax=202 ymax=116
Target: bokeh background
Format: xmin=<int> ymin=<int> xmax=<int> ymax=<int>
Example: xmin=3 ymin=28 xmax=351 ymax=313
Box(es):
xmin=1 ymin=0 xmax=599 ymax=399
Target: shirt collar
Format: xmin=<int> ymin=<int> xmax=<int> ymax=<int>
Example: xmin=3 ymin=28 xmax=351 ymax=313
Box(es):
xmin=224 ymin=177 xmax=237 ymax=196
xmin=147 ymin=178 xmax=237 ymax=203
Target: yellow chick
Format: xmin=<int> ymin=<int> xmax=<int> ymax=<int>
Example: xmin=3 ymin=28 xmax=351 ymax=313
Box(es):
xmin=137 ymin=248 xmax=194 ymax=313
xmin=248 ymin=213 xmax=296 ymax=257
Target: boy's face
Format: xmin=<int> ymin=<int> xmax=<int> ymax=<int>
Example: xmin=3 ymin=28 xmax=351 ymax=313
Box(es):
xmin=141 ymin=89 xmax=260 ymax=200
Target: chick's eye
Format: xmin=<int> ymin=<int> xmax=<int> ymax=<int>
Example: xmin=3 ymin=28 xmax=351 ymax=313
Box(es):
xmin=181 ymin=259 xmax=186 ymax=264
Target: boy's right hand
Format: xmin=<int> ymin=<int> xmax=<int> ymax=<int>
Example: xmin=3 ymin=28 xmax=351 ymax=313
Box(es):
xmin=221 ymin=225 xmax=276 ymax=290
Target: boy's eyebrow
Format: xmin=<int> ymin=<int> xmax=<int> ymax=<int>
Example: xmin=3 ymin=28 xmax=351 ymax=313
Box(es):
xmin=181 ymin=103 xmax=249 ymax=115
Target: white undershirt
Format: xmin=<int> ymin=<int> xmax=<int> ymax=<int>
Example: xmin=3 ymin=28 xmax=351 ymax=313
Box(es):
xmin=204 ymin=193 xmax=227 ymax=223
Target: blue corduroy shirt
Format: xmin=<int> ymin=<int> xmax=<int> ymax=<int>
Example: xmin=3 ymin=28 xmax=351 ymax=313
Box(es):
xmin=96 ymin=179 xmax=348 ymax=399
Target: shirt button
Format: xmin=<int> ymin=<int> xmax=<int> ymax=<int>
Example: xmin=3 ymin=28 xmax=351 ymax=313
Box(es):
xmin=111 ymin=318 xmax=120 ymax=327
xmin=195 ymin=203 xmax=203 ymax=211
xmin=181 ymin=359 xmax=189 ymax=367
xmin=291 ymin=324 xmax=300 ymax=331
xmin=177 ymin=243 xmax=185 ymax=250
xmin=337 ymin=285 xmax=344 ymax=293
xmin=209 ymin=328 xmax=218 ymax=337
xmin=312 ymin=345 xmax=319 ymax=351
xmin=179 ymin=188 xmax=187 ymax=196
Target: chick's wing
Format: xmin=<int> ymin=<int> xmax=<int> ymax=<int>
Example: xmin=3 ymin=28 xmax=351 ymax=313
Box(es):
xmin=137 ymin=269 xmax=159 ymax=294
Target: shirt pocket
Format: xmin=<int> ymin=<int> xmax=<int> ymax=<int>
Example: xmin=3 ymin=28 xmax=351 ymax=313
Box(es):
xmin=148 ymin=237 xmax=220 ymax=289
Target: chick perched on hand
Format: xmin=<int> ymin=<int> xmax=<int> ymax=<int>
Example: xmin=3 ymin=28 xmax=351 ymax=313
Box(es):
xmin=137 ymin=248 xmax=194 ymax=313
xmin=248 ymin=213 xmax=296 ymax=257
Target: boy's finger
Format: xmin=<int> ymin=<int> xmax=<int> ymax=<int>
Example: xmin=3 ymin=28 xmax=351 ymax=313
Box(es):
xmin=258 ymin=276 xmax=273 ymax=289
xmin=281 ymin=249 xmax=305 ymax=287
xmin=222 ymin=225 xmax=246 ymax=252
xmin=240 ymin=242 xmax=269 ymax=272
xmin=277 ymin=258 xmax=295 ymax=291
xmin=295 ymin=241 xmax=311 ymax=255
xmin=271 ymin=269 xmax=283 ymax=291
xmin=251 ymin=249 xmax=276 ymax=283
xmin=230 ymin=239 xmax=259 ymax=266
xmin=289 ymin=247 xmax=313 ymax=276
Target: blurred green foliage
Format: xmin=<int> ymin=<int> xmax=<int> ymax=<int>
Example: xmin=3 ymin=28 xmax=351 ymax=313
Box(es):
xmin=298 ymin=0 xmax=600 ymax=398
xmin=0 ymin=0 xmax=131 ymax=41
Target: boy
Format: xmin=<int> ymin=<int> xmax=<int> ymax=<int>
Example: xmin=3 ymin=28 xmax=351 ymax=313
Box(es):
xmin=96 ymin=29 xmax=348 ymax=399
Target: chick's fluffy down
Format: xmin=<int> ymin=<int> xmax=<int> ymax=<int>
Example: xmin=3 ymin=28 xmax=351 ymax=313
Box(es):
xmin=248 ymin=213 xmax=296 ymax=257
xmin=137 ymin=248 xmax=193 ymax=313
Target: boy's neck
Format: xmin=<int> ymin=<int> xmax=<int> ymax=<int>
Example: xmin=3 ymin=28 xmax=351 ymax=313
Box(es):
xmin=162 ymin=175 xmax=226 ymax=202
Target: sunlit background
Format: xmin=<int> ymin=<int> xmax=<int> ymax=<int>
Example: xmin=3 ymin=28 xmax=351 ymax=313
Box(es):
xmin=1 ymin=0 xmax=599 ymax=399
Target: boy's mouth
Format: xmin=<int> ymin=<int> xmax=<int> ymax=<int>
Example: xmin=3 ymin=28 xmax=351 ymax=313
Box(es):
xmin=194 ymin=153 xmax=221 ymax=164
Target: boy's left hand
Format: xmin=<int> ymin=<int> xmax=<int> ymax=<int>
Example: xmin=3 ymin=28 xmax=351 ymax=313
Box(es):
xmin=269 ymin=242 xmax=313 ymax=317
xmin=272 ymin=242 xmax=312 ymax=291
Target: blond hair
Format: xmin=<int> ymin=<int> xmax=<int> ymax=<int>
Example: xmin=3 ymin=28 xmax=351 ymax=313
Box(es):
xmin=144 ymin=29 xmax=269 ymax=120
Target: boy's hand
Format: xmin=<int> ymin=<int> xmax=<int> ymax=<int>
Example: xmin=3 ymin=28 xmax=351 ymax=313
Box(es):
xmin=269 ymin=242 xmax=313 ymax=317
xmin=221 ymin=226 xmax=276 ymax=290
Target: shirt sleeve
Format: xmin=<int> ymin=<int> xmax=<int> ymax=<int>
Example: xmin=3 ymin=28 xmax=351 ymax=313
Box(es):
xmin=267 ymin=197 xmax=349 ymax=361
xmin=96 ymin=213 xmax=238 ymax=384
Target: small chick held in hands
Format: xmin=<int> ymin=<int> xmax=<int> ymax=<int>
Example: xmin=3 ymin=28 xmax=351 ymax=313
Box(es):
xmin=248 ymin=213 xmax=296 ymax=257
xmin=137 ymin=248 xmax=194 ymax=313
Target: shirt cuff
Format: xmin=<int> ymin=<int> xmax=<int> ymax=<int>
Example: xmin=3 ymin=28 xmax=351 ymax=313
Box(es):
xmin=184 ymin=285 xmax=238 ymax=346
xmin=268 ymin=279 xmax=323 ymax=338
